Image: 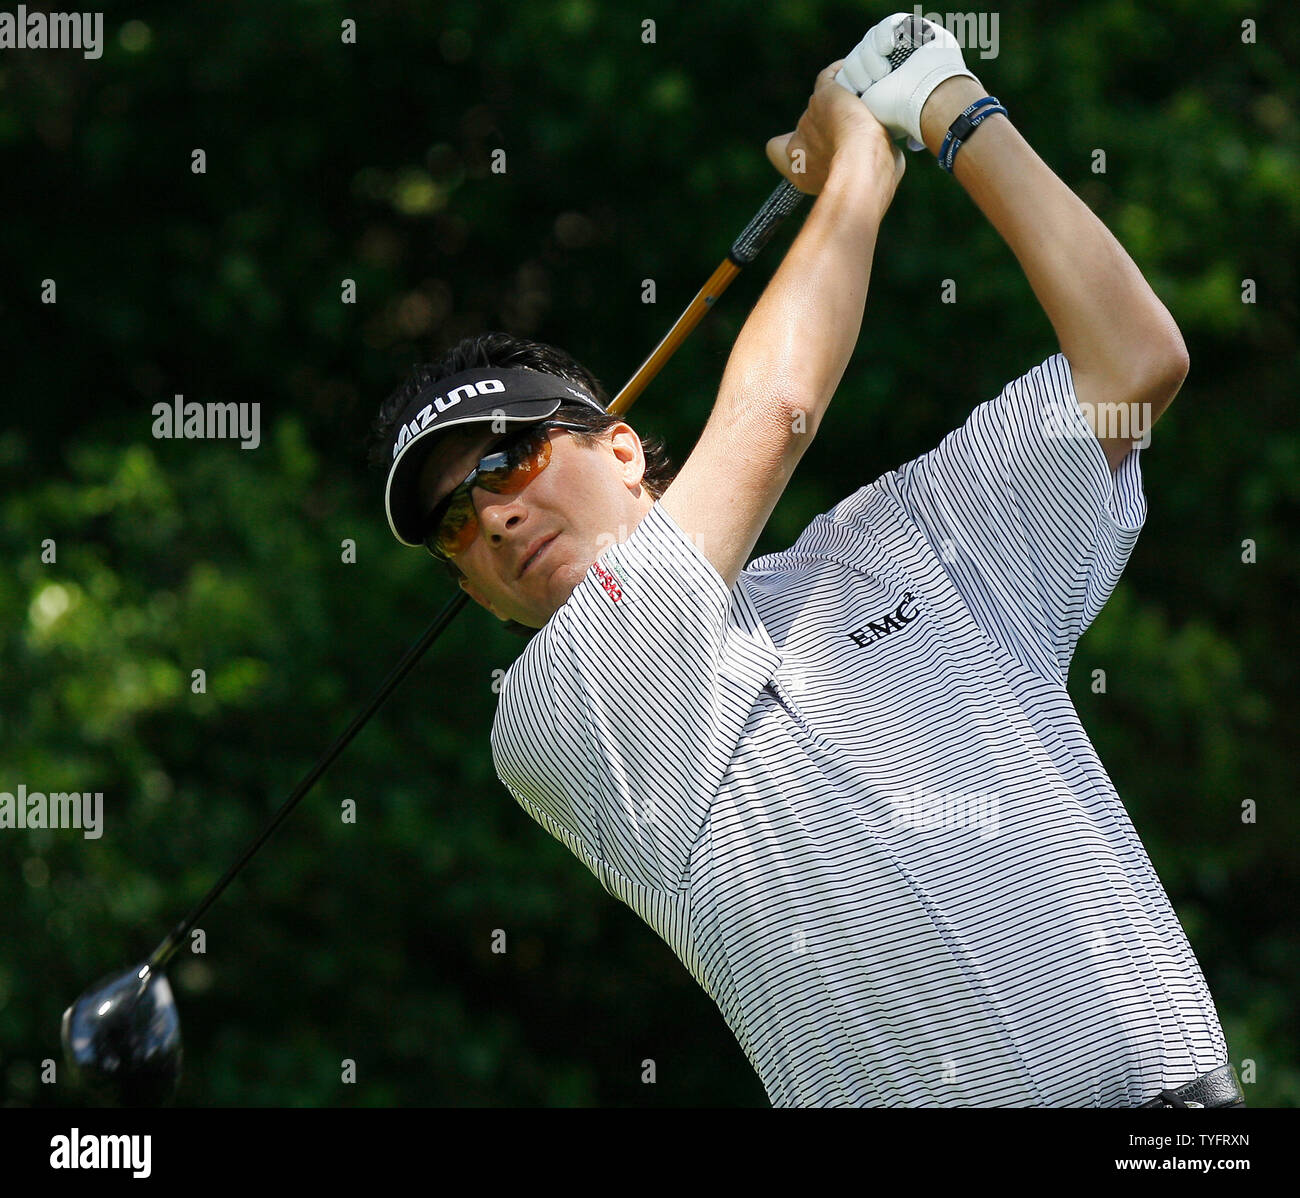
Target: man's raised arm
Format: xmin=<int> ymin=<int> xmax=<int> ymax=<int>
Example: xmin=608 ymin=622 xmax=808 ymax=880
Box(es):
xmin=660 ymin=61 xmax=904 ymax=589
xmin=915 ymin=77 xmax=1188 ymax=473
xmin=837 ymin=13 xmax=1187 ymax=473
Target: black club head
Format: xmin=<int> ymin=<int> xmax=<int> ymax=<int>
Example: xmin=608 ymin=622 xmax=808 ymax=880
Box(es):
xmin=61 ymin=963 xmax=182 ymax=1107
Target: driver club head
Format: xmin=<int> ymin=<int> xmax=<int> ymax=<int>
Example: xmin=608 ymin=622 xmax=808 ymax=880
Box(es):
xmin=61 ymin=962 xmax=182 ymax=1106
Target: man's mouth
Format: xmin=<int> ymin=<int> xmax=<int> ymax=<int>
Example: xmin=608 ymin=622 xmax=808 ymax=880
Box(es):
xmin=518 ymin=534 xmax=558 ymax=579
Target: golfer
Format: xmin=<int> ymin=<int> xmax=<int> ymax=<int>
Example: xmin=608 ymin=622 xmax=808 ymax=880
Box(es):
xmin=375 ymin=16 xmax=1241 ymax=1108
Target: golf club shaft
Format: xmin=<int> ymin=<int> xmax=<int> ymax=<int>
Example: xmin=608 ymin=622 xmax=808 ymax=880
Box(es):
xmin=147 ymin=592 xmax=470 ymax=970
xmin=610 ymin=180 xmax=805 ymax=414
xmin=145 ymin=177 xmax=808 ymax=973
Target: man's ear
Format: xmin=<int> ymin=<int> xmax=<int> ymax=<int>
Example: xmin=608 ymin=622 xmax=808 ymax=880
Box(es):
xmin=608 ymin=422 xmax=647 ymax=490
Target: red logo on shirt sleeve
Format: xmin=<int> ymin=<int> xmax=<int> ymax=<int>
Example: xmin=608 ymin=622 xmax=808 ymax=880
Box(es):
xmin=592 ymin=561 xmax=623 ymax=602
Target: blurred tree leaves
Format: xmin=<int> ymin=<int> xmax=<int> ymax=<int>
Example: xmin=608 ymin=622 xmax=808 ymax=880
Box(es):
xmin=1 ymin=0 xmax=1295 ymax=1106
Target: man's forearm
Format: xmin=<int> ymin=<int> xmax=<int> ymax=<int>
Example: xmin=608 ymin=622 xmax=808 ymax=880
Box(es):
xmin=716 ymin=148 xmax=894 ymax=437
xmin=918 ymin=77 xmax=1188 ymax=388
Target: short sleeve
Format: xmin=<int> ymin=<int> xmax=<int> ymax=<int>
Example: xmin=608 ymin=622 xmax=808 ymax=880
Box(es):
xmin=490 ymin=501 xmax=783 ymax=893
xmin=888 ymin=353 xmax=1148 ymax=680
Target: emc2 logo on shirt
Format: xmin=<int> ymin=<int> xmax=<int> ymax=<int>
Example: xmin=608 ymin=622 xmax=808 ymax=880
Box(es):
xmin=847 ymin=591 xmax=919 ymax=649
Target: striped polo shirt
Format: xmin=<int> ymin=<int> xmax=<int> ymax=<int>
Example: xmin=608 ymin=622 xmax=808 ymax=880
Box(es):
xmin=490 ymin=354 xmax=1228 ymax=1107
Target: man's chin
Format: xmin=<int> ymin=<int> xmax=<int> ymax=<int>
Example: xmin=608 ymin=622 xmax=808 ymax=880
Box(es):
xmin=517 ymin=562 xmax=589 ymax=628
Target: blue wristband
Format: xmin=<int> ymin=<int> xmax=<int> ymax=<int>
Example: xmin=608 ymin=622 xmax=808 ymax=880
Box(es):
xmin=937 ymin=96 xmax=1002 ymax=167
xmin=938 ymin=96 xmax=1007 ymax=172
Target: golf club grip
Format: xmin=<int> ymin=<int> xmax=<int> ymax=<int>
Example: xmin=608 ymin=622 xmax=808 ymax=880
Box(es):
xmin=728 ymin=180 xmax=806 ymax=266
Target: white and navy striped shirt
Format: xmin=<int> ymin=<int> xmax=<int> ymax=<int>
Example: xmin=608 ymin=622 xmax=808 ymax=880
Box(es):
xmin=491 ymin=354 xmax=1228 ymax=1107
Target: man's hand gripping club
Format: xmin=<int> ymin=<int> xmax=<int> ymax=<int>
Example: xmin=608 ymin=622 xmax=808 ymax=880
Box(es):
xmin=836 ymin=11 xmax=982 ymax=151
xmin=765 ymin=59 xmax=906 ymax=197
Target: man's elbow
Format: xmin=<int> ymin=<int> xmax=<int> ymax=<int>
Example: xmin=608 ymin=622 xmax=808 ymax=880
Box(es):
xmin=1089 ymin=299 xmax=1189 ymax=397
xmin=1142 ymin=331 xmax=1190 ymax=411
xmin=1116 ymin=332 xmax=1188 ymax=439
xmin=1153 ymin=330 xmax=1190 ymax=392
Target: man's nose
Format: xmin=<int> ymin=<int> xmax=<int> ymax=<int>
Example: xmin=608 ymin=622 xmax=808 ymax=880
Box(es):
xmin=473 ymin=487 xmax=526 ymax=543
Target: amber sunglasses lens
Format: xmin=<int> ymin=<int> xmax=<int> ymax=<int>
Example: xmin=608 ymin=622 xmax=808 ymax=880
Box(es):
xmin=429 ymin=426 xmax=555 ymax=559
xmin=478 ymin=429 xmax=552 ymax=494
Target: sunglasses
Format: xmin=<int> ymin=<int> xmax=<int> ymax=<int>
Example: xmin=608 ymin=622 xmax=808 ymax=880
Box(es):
xmin=422 ymin=420 xmax=589 ymax=561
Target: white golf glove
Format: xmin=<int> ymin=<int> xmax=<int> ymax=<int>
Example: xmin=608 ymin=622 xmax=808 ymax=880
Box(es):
xmin=835 ymin=13 xmax=980 ymax=152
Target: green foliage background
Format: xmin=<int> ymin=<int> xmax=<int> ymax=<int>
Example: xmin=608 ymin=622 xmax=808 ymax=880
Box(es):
xmin=1 ymin=0 xmax=1295 ymax=1107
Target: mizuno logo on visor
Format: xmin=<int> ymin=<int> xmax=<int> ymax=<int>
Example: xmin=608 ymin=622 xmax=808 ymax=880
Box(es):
xmin=391 ymin=377 xmax=508 ymax=459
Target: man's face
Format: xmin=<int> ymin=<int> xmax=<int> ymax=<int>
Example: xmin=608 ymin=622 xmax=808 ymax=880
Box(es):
xmin=418 ymin=421 xmax=656 ymax=628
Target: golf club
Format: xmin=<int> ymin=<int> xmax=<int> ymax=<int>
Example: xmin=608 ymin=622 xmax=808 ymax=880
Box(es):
xmin=60 ymin=177 xmax=808 ymax=1106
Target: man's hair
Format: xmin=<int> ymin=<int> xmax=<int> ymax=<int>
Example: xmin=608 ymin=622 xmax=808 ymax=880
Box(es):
xmin=369 ymin=331 xmax=678 ymax=635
